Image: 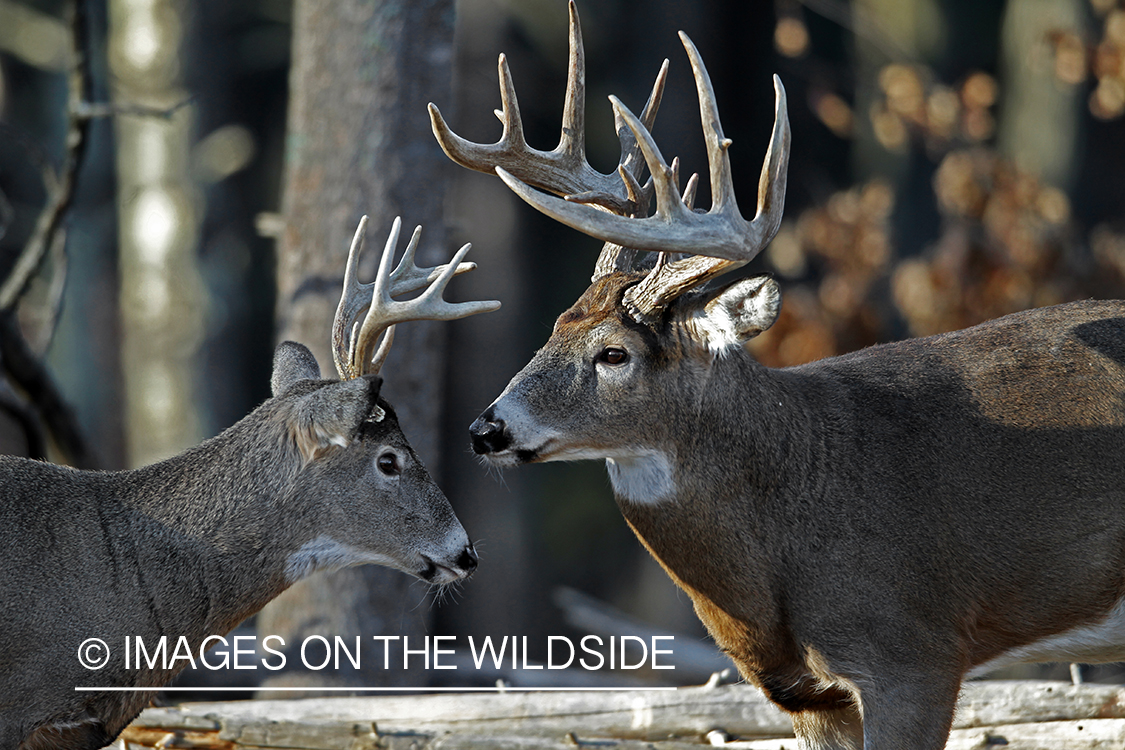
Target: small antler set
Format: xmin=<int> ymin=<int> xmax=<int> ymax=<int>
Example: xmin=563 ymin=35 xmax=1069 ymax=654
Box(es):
xmin=429 ymin=0 xmax=790 ymax=323
xmin=332 ymin=216 xmax=500 ymax=382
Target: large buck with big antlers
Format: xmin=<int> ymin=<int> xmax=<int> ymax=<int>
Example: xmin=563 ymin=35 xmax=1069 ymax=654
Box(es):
xmin=0 ymin=217 xmax=497 ymax=750
xmin=430 ymin=3 xmax=1125 ymax=748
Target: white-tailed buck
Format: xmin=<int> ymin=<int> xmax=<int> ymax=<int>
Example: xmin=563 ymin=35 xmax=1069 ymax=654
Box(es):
xmin=0 ymin=217 xmax=498 ymax=750
xmin=430 ymin=4 xmax=1125 ymax=748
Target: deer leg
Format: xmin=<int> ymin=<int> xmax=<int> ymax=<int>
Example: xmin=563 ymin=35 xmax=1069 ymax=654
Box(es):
xmin=791 ymin=704 xmax=864 ymax=750
xmin=855 ymin=675 xmax=960 ymax=750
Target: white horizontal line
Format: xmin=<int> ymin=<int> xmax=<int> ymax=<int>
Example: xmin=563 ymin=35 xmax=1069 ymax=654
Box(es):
xmin=76 ymin=686 xmax=678 ymax=692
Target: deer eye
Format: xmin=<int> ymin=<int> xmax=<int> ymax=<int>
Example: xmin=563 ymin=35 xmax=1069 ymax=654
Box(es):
xmin=596 ymin=347 xmax=629 ymax=366
xmin=377 ymin=452 xmax=401 ymax=476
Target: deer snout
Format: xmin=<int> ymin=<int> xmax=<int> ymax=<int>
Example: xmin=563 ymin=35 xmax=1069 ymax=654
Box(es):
xmin=470 ymin=409 xmax=510 ymax=455
xmin=422 ymin=542 xmax=478 ymax=584
xmin=458 ymin=543 xmax=479 ymax=574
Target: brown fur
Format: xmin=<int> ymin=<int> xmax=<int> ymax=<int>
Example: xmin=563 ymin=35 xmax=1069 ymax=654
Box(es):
xmin=472 ymin=273 xmax=1125 ymax=749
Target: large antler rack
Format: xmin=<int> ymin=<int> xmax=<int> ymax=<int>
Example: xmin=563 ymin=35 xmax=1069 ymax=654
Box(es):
xmin=332 ymin=216 xmax=500 ymax=382
xmin=430 ymin=1 xmax=790 ymax=325
xmin=497 ymin=34 xmax=790 ymax=324
xmin=428 ymin=0 xmax=668 ymax=223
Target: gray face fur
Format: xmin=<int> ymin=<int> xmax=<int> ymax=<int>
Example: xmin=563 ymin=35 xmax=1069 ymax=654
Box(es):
xmin=0 ymin=341 xmax=476 ymax=750
xmin=269 ymin=341 xmax=476 ymax=585
xmin=469 ymin=274 xmax=781 ymax=489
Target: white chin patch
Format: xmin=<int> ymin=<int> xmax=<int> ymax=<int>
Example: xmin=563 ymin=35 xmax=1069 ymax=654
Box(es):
xmin=605 ymin=450 xmax=676 ymax=506
xmin=285 ymin=536 xmax=397 ymax=583
xmin=480 ymin=450 xmax=523 ymax=468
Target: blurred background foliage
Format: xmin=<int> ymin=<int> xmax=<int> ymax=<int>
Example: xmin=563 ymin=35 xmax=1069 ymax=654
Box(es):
xmin=1 ymin=0 xmax=1124 ymax=690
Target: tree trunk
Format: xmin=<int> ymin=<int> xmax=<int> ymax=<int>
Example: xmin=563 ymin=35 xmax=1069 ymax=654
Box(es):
xmin=109 ymin=0 xmax=205 ymax=469
xmin=259 ymin=0 xmax=456 ymax=690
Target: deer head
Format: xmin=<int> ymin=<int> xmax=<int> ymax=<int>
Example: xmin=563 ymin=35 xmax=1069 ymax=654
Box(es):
xmin=270 ymin=215 xmax=500 ymax=583
xmin=429 ymin=1 xmax=788 ymax=477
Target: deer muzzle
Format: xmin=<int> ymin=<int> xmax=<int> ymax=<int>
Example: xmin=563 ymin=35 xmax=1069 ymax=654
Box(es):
xmin=469 ymin=408 xmax=510 ymax=455
xmin=422 ymin=543 xmax=479 ymax=584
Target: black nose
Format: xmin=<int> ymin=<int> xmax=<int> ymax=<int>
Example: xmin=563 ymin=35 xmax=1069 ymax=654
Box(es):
xmin=469 ymin=410 xmax=510 ymax=455
xmin=457 ymin=544 xmax=479 ymax=575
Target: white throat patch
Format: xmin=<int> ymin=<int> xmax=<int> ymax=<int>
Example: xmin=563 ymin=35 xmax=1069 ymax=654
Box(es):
xmin=285 ymin=536 xmax=396 ymax=583
xmin=605 ymin=450 xmax=676 ymax=505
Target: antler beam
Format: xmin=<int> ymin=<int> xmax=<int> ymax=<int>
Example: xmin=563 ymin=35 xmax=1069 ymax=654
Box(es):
xmin=430 ymin=6 xmax=791 ymax=324
xmin=332 ymin=216 xmax=500 ymax=381
xmin=428 ymin=0 xmax=668 ymax=217
xmin=495 ymin=33 xmax=790 ymax=319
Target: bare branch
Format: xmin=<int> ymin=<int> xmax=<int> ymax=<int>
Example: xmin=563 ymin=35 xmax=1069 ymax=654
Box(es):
xmin=0 ymin=312 xmax=94 ymax=467
xmin=0 ymin=0 xmax=96 ymax=468
xmin=0 ymin=0 xmax=94 ymax=313
xmin=0 ymin=122 xmax=61 ymax=197
xmin=72 ymin=97 xmax=194 ymax=122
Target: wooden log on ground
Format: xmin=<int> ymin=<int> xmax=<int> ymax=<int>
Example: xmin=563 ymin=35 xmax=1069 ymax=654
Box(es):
xmin=122 ymin=685 xmax=791 ymax=747
xmin=728 ymin=720 xmax=1125 ymax=750
xmin=105 ymin=680 xmax=1125 ymax=750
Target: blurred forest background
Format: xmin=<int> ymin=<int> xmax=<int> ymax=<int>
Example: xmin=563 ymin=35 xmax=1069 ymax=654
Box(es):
xmin=2 ymin=0 xmax=1125 ymax=693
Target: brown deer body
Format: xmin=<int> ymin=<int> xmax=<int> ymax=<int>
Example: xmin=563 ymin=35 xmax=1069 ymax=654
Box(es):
xmin=0 ymin=218 xmax=498 ymax=750
xmin=481 ymin=273 xmax=1125 ymax=746
xmin=432 ymin=4 xmax=1125 ymax=747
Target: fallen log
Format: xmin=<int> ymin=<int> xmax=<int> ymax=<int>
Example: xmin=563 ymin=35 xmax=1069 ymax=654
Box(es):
xmin=105 ymin=680 xmax=1125 ymax=750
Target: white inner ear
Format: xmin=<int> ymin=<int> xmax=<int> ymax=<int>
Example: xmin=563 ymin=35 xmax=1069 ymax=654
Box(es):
xmin=690 ymin=277 xmax=781 ymax=355
xmin=695 ymin=302 xmax=744 ymax=356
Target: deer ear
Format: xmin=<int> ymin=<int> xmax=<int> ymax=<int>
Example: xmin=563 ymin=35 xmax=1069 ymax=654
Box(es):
xmin=688 ymin=274 xmax=781 ymax=352
xmin=289 ymin=375 xmax=383 ymax=462
xmin=272 ymin=342 xmax=321 ymax=397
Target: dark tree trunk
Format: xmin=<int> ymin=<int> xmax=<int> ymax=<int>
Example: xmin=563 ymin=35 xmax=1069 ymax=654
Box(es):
xmin=259 ymin=0 xmax=457 ymax=689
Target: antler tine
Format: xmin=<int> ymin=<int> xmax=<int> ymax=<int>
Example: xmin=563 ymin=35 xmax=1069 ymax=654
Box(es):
xmin=558 ymin=0 xmax=586 ymax=156
xmin=493 ymin=33 xmax=790 ymax=321
xmin=493 ymin=94 xmax=698 ymax=253
xmin=427 ymin=53 xmax=529 ymax=174
xmin=682 ymin=31 xmax=734 ymax=213
xmin=682 ymin=171 xmax=699 ymax=210
xmin=385 ymin=222 xmax=482 ymax=295
xmin=570 ymin=57 xmax=669 ymax=212
xmin=428 ymin=0 xmax=667 ymax=216
xmin=332 ymin=217 xmax=501 ymax=380
xmin=581 ymin=57 xmax=671 ymax=280
xmin=623 ymin=69 xmax=790 ymax=320
xmin=495 ymin=56 xmax=788 ymax=259
xmin=332 ymin=215 xmax=373 ymax=381
xmin=497 ymin=52 xmax=527 ymax=147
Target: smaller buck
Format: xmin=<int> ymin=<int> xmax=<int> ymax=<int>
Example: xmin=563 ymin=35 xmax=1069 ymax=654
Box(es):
xmin=0 ymin=217 xmax=498 ymax=750
xmin=431 ymin=3 xmax=1125 ymax=748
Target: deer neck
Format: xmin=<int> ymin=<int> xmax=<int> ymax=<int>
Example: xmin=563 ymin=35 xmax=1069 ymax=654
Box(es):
xmin=612 ymin=354 xmax=825 ymax=657
xmin=118 ymin=410 xmax=306 ymax=636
